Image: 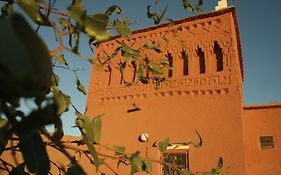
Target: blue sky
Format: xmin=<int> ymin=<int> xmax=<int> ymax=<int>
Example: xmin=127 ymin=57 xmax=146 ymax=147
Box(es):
xmin=34 ymin=0 xmax=281 ymax=135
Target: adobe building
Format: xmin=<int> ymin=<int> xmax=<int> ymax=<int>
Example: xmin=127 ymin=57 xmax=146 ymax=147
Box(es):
xmin=1 ymin=5 xmax=281 ymax=175
xmin=85 ymin=6 xmax=281 ymax=175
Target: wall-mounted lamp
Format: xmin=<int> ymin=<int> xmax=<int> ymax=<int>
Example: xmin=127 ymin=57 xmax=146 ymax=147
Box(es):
xmin=138 ymin=133 xmax=149 ymax=142
xmin=127 ymin=103 xmax=141 ymax=113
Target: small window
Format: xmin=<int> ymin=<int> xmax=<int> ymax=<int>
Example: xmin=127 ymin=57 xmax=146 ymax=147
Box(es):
xmin=107 ymin=65 xmax=112 ymax=86
xmin=260 ymin=136 xmax=275 ymax=149
xmin=181 ymin=50 xmax=188 ymax=76
xmin=167 ymin=52 xmax=173 ymax=78
xmin=214 ymin=41 xmax=223 ymax=72
xmin=162 ymin=149 xmax=189 ymax=175
xmin=197 ymin=47 xmax=205 ymax=74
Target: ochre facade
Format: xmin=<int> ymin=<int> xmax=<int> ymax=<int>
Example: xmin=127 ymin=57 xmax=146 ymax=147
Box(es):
xmin=85 ymin=7 xmax=281 ymax=175
xmin=2 ymin=7 xmax=281 ymax=175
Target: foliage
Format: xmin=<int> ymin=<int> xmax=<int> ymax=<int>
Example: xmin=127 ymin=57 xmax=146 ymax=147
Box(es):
xmin=0 ymin=0 xmax=237 ymax=174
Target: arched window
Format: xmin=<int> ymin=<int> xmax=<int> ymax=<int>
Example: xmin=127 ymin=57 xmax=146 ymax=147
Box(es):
xmin=181 ymin=50 xmax=188 ymax=76
xmin=197 ymin=47 xmax=205 ymax=74
xmin=214 ymin=41 xmax=223 ymax=71
xmin=107 ymin=65 xmax=112 ymax=86
xmin=167 ymin=52 xmax=173 ymax=77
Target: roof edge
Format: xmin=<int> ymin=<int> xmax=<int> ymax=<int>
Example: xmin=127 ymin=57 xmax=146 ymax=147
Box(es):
xmin=106 ymin=6 xmax=237 ymax=41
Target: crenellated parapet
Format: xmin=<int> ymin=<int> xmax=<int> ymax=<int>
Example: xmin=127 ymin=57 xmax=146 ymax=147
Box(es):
xmin=88 ymin=7 xmax=242 ymax=102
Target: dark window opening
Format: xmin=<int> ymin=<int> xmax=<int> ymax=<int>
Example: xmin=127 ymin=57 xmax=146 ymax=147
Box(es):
xmin=104 ymin=65 xmax=112 ymax=86
xmin=260 ymin=136 xmax=275 ymax=149
xmin=214 ymin=41 xmax=223 ymax=71
xmin=132 ymin=61 xmax=137 ymax=82
xmin=107 ymin=65 xmax=112 ymax=86
xmin=144 ymin=57 xmax=150 ymax=79
xmin=162 ymin=151 xmax=189 ymax=175
xmin=181 ymin=50 xmax=188 ymax=76
xmin=167 ymin=52 xmax=173 ymax=77
xmin=197 ymin=47 xmax=205 ymax=74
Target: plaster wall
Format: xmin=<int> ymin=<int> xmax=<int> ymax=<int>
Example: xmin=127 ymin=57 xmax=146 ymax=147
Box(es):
xmin=86 ymin=8 xmax=246 ymax=175
xmin=243 ymin=105 xmax=281 ymax=175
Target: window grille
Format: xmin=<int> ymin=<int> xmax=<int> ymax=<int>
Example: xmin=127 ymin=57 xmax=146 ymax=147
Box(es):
xmin=162 ymin=151 xmax=189 ymax=175
xmin=260 ymin=136 xmax=275 ymax=149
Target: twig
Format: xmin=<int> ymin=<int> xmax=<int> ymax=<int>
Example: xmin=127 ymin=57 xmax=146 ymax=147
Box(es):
xmin=49 ymin=159 xmax=63 ymax=175
xmin=49 ymin=21 xmax=74 ymax=57
xmin=39 ymin=6 xmax=69 ymax=17
xmin=0 ymin=158 xmax=14 ymax=172
xmin=41 ymin=132 xmax=87 ymax=175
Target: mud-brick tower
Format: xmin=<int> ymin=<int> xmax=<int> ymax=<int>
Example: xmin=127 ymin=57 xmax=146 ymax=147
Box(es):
xmin=86 ymin=7 xmax=246 ymax=175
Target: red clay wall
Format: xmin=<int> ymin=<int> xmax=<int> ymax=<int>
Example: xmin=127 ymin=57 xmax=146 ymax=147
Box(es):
xmin=1 ymin=135 xmax=98 ymax=175
xmin=243 ymin=104 xmax=281 ymax=175
xmin=86 ymin=8 xmax=247 ymax=175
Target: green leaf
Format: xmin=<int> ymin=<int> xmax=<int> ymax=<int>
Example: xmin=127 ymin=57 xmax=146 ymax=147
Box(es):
xmin=10 ymin=163 xmax=29 ymax=175
xmin=137 ymin=65 xmax=149 ymax=84
xmin=120 ymin=44 xmax=140 ymax=62
xmin=17 ymin=0 xmax=50 ymax=25
xmin=154 ymin=76 xmax=165 ymax=84
xmin=51 ymin=73 xmax=60 ymax=87
xmin=19 ymin=131 xmax=50 ymax=174
xmin=147 ymin=62 xmax=163 ymax=75
xmin=113 ymin=18 xmax=132 ymax=39
xmin=1 ymin=3 xmax=13 ymax=16
xmin=53 ymin=90 xmax=71 ymax=116
xmin=35 ymin=0 xmax=46 ymax=3
xmin=76 ymin=114 xmax=104 ymax=171
xmin=195 ymin=0 xmax=203 ymax=12
xmin=105 ymin=5 xmax=122 ymax=15
xmin=69 ymin=2 xmax=110 ymax=42
xmin=139 ymin=76 xmax=149 ymax=84
xmin=143 ymin=159 xmax=152 ymax=173
xmin=187 ymin=130 xmax=203 ymax=148
xmin=54 ymin=54 xmax=68 ymax=65
xmin=84 ymin=14 xmax=110 ymax=42
xmin=0 ymin=119 xmax=11 ymax=156
xmin=124 ymin=80 xmax=133 ymax=86
xmin=158 ymin=137 xmax=169 ymax=152
xmin=0 ymin=119 xmax=8 ymax=128
xmin=76 ymin=78 xmax=87 ymax=95
xmin=13 ymin=103 xmax=59 ymax=133
xmin=113 ymin=145 xmax=126 ymax=155
xmin=72 ymin=30 xmax=80 ymax=52
xmin=216 ymin=157 xmax=223 ymax=170
xmin=68 ymin=2 xmax=85 ymax=27
xmin=182 ymin=169 xmax=191 ymax=175
xmin=58 ymin=18 xmax=72 ymax=31
xmin=158 ymin=58 xmax=169 ymax=66
xmin=182 ymin=0 xmax=194 ymax=12
xmin=146 ymin=5 xmax=167 ymax=25
xmin=210 ymin=168 xmax=217 ymax=174
xmin=158 ymin=58 xmax=174 ymax=69
xmin=75 ymin=114 xmax=94 ymax=143
xmin=143 ymin=43 xmax=161 ymax=53
xmin=71 ymin=0 xmax=84 ymax=9
xmin=130 ymin=151 xmax=143 ymax=174
xmin=66 ymin=163 xmax=83 ymax=175
xmin=85 ymin=137 xmax=104 ymax=171
xmin=92 ymin=116 xmax=101 ymax=143
xmin=119 ymin=61 xmax=126 ymax=75
xmin=137 ymin=65 xmax=144 ymax=78
xmin=0 ymin=14 xmax=52 ymax=98
xmin=52 ymin=119 xmax=64 ymax=143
